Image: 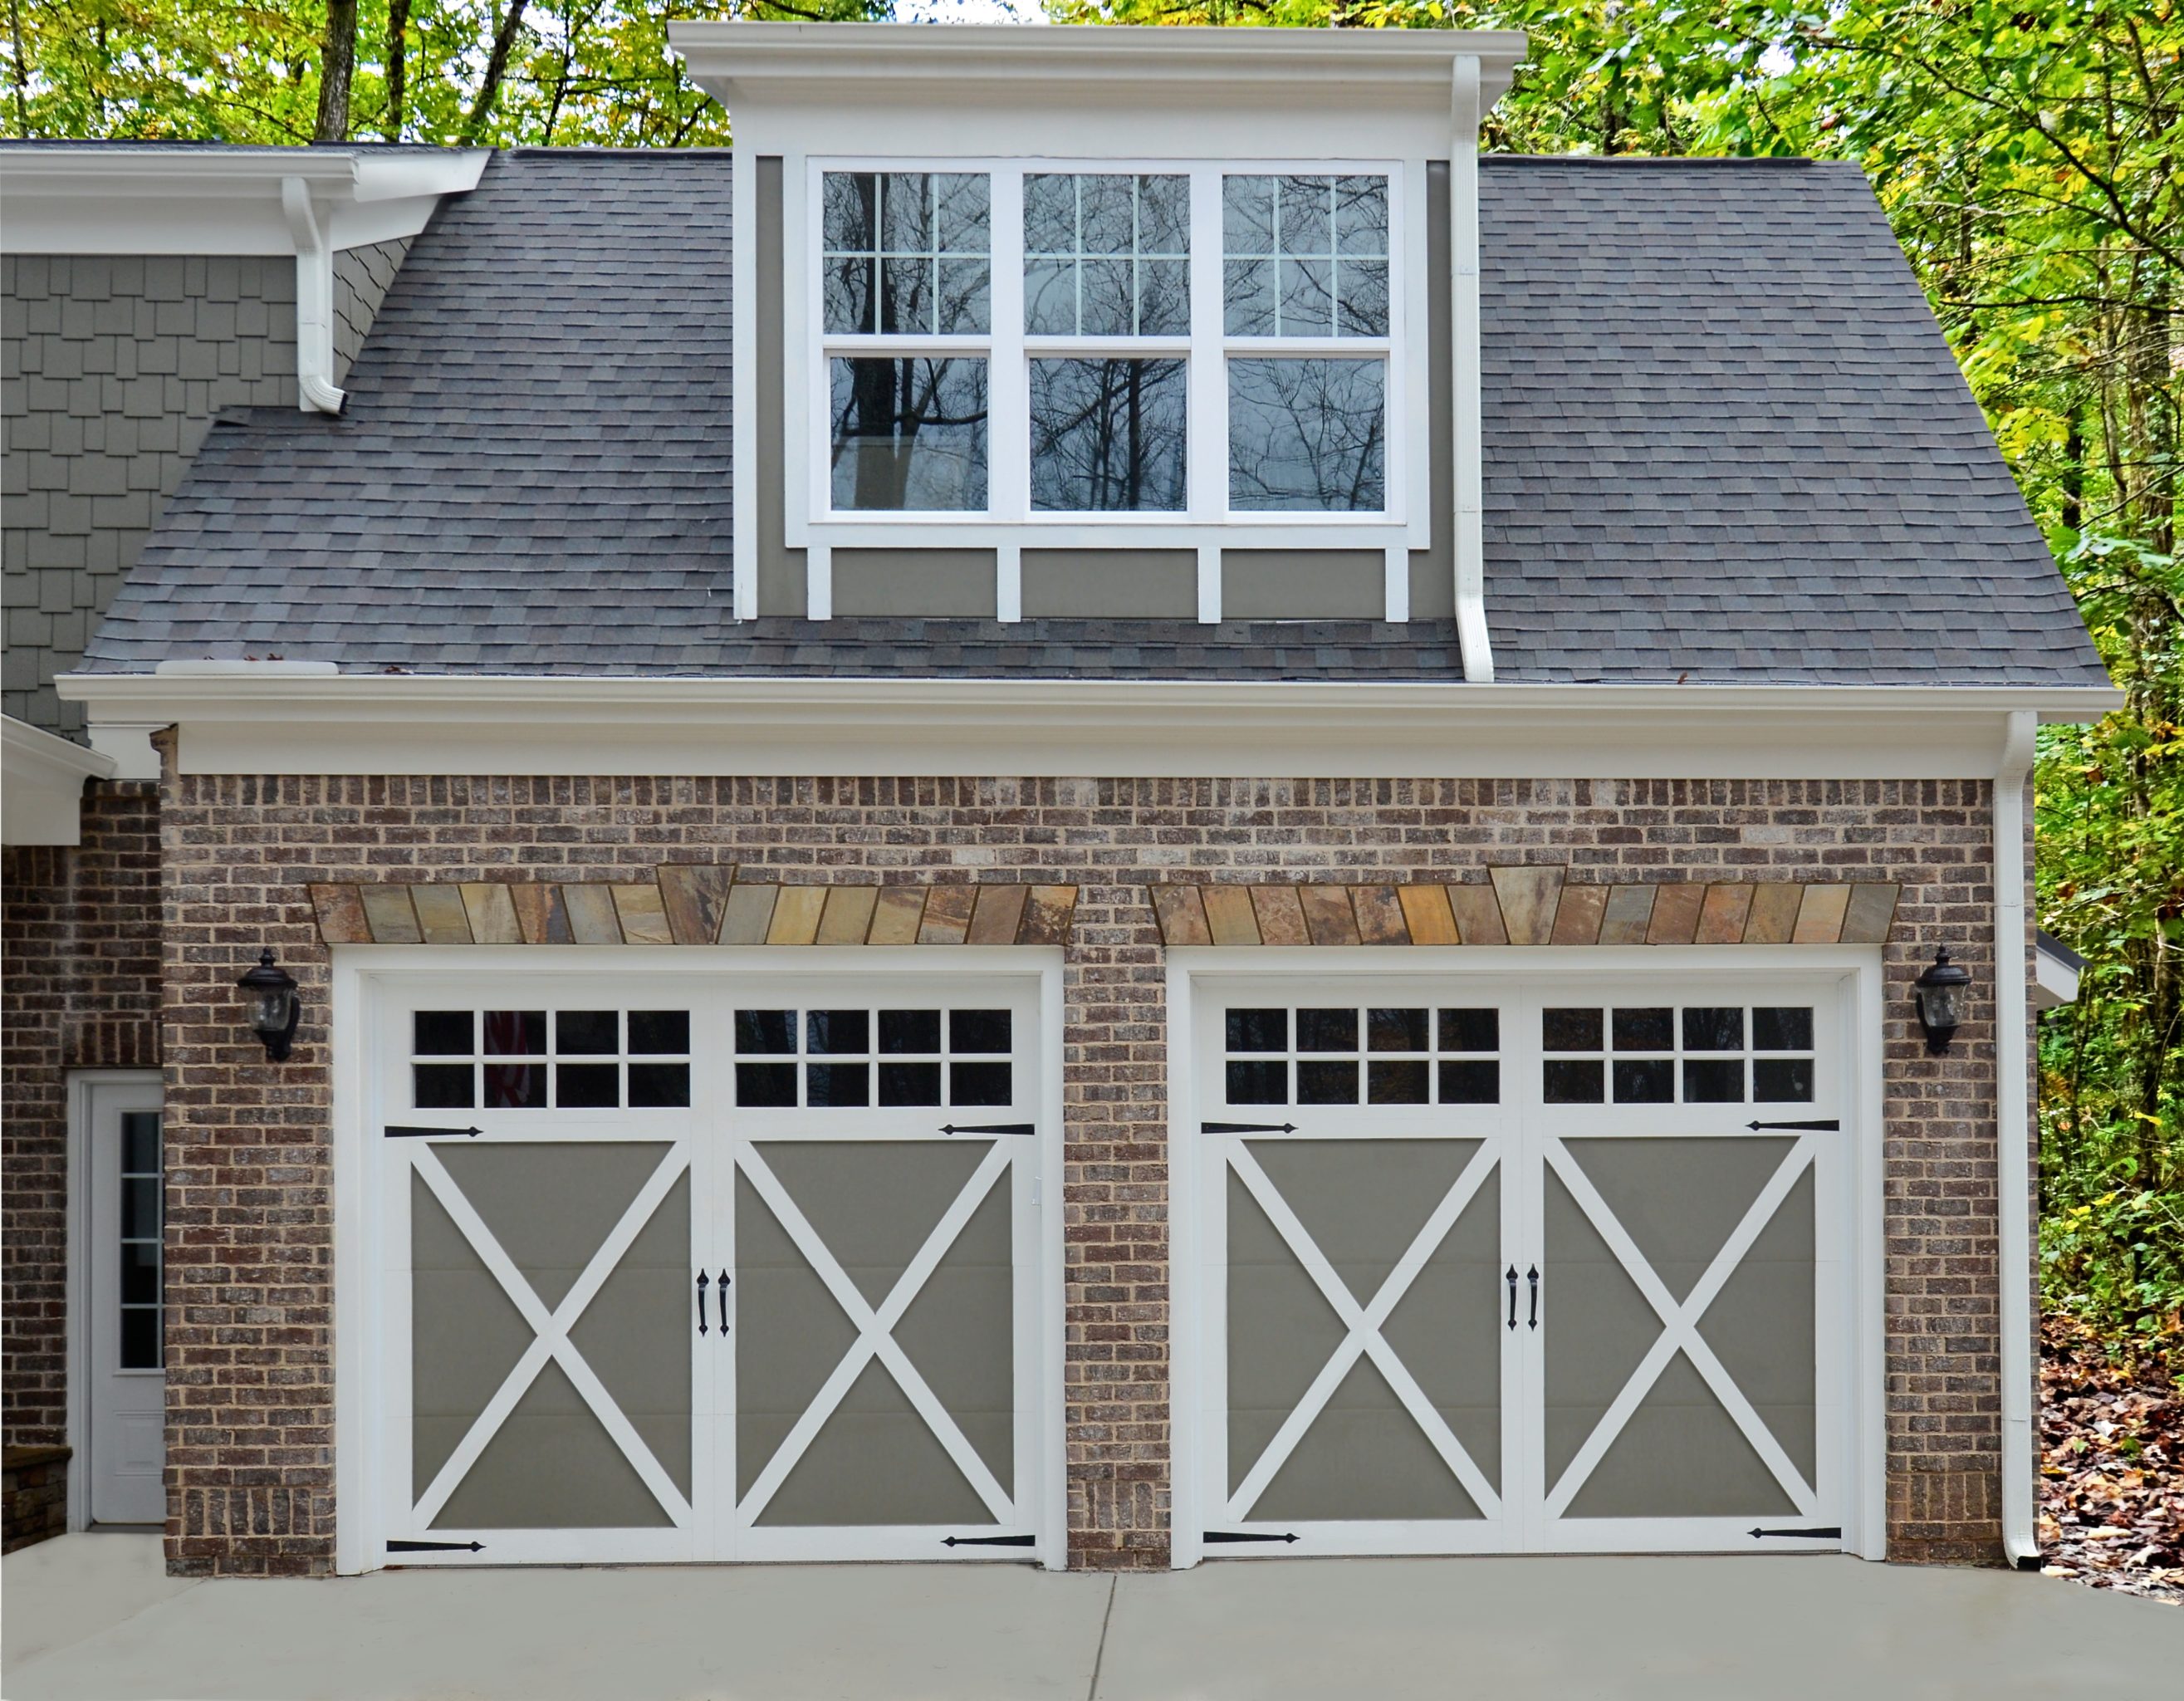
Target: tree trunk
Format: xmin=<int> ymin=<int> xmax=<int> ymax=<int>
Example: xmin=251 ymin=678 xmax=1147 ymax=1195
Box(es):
xmin=384 ymin=0 xmax=412 ymax=143
xmin=463 ymin=0 xmax=531 ymax=145
xmin=313 ymin=0 xmax=358 ymax=143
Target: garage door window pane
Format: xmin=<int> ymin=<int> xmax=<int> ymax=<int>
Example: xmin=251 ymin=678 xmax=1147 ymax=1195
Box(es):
xmin=1298 ymin=1060 xmax=1359 ymax=1104
xmin=1683 ymin=1059 xmax=1746 ymax=1102
xmin=1612 ymin=1059 xmax=1675 ymax=1103
xmin=556 ymin=1064 xmax=619 ymax=1109
xmin=1682 ymin=1007 xmax=1744 ymax=1051
xmin=1439 ymin=1008 xmax=1498 ymax=1052
xmin=807 ymin=1011 xmax=869 ymax=1056
xmin=1227 ymin=1060 xmax=1288 ymax=1104
xmin=629 ymin=1064 xmax=691 ymax=1109
xmin=1227 ymin=1009 xmax=1287 ymax=1052
xmin=806 ymin=1063 xmax=870 ymax=1108
xmin=556 ymin=1011 xmax=618 ymax=1055
xmin=629 ymin=1011 xmax=690 ymax=1055
xmin=1439 ymin=1060 xmax=1499 ymax=1104
xmin=737 ymin=1063 xmax=798 ymax=1107
xmin=1754 ymin=1007 xmax=1814 ymax=1051
xmin=485 ymin=1011 xmax=548 ymax=1056
xmin=951 ymin=1010 xmax=1012 ymax=1054
xmin=879 ymin=1010 xmax=943 ymax=1054
xmin=1296 ymin=1009 xmax=1358 ymax=1052
xmin=949 ymin=1061 xmax=1013 ymax=1106
xmin=737 ymin=1011 xmax=798 ymax=1055
xmin=1543 ymin=1009 xmax=1603 ymax=1052
xmin=1367 ymin=1060 xmax=1429 ymax=1104
xmin=879 ymin=1061 xmax=943 ymax=1105
xmin=415 ymin=1065 xmax=474 ymax=1109
xmin=485 ymin=1063 xmax=546 ymax=1109
xmin=1544 ymin=1059 xmax=1605 ymax=1104
xmin=1754 ymin=1058 xmax=1814 ymax=1102
xmin=1612 ymin=1008 xmax=1674 ymax=1051
xmin=1366 ymin=1008 xmax=1428 ymax=1051
xmin=415 ymin=1011 xmax=473 ymax=1055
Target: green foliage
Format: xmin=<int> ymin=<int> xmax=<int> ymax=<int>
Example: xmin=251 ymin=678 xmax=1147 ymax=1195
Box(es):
xmin=2 ymin=0 xmax=2177 ymax=1331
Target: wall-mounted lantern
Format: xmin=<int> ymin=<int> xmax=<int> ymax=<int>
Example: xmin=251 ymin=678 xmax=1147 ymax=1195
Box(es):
xmin=236 ymin=949 xmax=301 ymax=1061
xmin=1912 ymin=947 xmax=1971 ymax=1054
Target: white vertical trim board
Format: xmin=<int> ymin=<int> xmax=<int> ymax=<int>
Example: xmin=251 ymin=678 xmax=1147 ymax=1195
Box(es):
xmin=1447 ymin=56 xmax=1494 ymax=683
xmin=731 ymin=145 xmax=757 ymax=622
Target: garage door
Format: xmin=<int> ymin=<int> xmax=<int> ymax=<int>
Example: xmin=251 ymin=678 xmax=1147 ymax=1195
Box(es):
xmin=368 ymin=973 xmax=1048 ymax=1566
xmin=1192 ymin=974 xmax=1849 ymax=1556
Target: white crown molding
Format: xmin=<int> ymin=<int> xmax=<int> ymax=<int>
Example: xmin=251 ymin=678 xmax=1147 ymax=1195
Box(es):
xmin=2 ymin=713 xmax=117 ymax=846
xmin=0 ymin=148 xmax=487 ymax=256
xmin=671 ymin=21 xmax=1528 ymax=101
xmin=55 ymin=672 xmax=2121 ymax=781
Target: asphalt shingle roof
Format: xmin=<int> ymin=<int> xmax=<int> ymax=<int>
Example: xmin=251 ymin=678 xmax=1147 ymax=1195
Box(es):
xmin=78 ymin=148 xmax=2108 ymax=688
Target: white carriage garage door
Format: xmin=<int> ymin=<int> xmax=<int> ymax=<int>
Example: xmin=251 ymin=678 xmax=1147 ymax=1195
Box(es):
xmin=1190 ymin=971 xmax=1855 ymax=1557
xmin=362 ymin=969 xmax=1051 ymax=1567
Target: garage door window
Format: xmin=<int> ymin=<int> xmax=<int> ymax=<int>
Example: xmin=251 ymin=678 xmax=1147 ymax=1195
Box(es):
xmin=411 ymin=1009 xmax=693 ymax=1110
xmin=1541 ymin=1006 xmax=1814 ymax=1105
xmin=1224 ymin=1006 xmax=1501 ymax=1105
xmin=734 ymin=1007 xmax=1014 ymax=1108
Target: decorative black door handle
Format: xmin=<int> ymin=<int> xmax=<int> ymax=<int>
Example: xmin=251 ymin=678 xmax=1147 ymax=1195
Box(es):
xmin=696 ymin=1271 xmax=709 ymax=1336
xmin=1527 ymin=1265 xmax=1540 ymax=1331
xmin=1505 ymin=1265 xmax=1517 ymax=1331
xmin=717 ymin=1270 xmax=729 ymax=1336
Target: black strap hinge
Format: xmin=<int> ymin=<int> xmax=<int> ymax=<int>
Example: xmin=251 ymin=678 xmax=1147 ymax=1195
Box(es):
xmin=1204 ymin=1530 xmax=1299 ymax=1544
xmin=1748 ymin=1526 xmax=1842 ymax=1540
xmin=942 ymin=1533 xmax=1036 ymax=1547
xmin=1746 ymin=1120 xmax=1839 ymax=1132
xmin=939 ymin=1122 xmax=1036 ymax=1137
xmin=388 ymin=1539 xmax=484 ymax=1552
xmin=385 ymin=1125 xmax=482 ymax=1139
xmin=1202 ymin=1121 xmax=1298 ymax=1135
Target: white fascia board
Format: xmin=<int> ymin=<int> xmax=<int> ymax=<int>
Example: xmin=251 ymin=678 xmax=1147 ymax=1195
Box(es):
xmin=2034 ymin=944 xmax=2081 ymax=1010
xmin=56 ymin=673 xmax=2125 ymax=780
xmin=2 ymin=713 xmax=117 ymax=846
xmin=672 ymin=21 xmax=1527 ymax=101
xmin=0 ymin=149 xmax=487 ymax=255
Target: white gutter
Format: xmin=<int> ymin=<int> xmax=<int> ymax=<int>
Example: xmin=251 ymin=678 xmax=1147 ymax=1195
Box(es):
xmin=282 ymin=178 xmax=345 ymax=415
xmin=2 ymin=713 xmax=117 ymax=846
xmin=1450 ymin=56 xmax=1494 ymax=683
xmin=1995 ymin=708 xmax=2040 ymax=1568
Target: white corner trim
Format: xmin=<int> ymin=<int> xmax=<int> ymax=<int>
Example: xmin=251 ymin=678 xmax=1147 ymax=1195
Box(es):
xmin=1450 ymin=56 xmax=1494 ymax=684
xmin=282 ymin=178 xmax=345 ymax=414
xmin=55 ymin=673 xmax=2125 ymax=781
xmin=1993 ymin=708 xmax=2039 ymax=1569
xmin=0 ymin=148 xmax=486 ymax=257
xmin=2 ymin=714 xmax=116 ymax=846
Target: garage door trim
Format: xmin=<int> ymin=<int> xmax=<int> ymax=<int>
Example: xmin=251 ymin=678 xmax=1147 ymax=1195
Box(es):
xmin=1167 ymin=944 xmax=1887 ymax=1568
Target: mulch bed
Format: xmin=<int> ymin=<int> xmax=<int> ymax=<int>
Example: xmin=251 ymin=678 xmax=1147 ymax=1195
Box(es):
xmin=2038 ymin=1314 xmax=2184 ymax=1603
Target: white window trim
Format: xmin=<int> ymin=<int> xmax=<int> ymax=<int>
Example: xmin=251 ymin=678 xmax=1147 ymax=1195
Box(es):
xmin=790 ymin=155 xmax=1427 ymax=556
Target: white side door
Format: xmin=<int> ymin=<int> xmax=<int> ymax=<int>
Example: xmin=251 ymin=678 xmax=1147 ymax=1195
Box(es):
xmin=86 ymin=1076 xmax=166 ymax=1525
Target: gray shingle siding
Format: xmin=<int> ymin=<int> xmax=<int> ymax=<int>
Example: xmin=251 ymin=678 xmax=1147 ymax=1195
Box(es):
xmin=333 ymin=238 xmax=413 ymax=383
xmin=75 ymin=149 xmax=2108 ymax=689
xmin=2 ymin=253 xmax=297 ymax=734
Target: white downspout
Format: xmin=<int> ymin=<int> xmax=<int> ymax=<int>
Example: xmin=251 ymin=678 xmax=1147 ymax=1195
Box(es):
xmin=281 ymin=176 xmax=347 ymax=415
xmin=1995 ymin=708 xmax=2039 ymax=1567
xmin=1450 ymin=56 xmax=1495 ymax=683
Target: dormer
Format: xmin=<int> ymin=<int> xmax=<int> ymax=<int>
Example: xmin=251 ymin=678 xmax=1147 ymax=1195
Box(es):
xmin=672 ymin=22 xmax=1522 ymax=671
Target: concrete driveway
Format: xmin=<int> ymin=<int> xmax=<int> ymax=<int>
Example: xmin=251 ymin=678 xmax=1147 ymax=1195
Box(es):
xmin=5 ymin=1532 xmax=2180 ymax=1701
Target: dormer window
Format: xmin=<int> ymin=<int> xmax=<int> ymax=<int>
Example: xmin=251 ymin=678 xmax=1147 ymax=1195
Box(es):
xmin=801 ymin=157 xmax=1417 ymax=547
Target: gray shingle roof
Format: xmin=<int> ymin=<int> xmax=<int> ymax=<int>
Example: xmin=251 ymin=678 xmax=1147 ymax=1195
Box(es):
xmin=78 ymin=148 xmax=2108 ymax=688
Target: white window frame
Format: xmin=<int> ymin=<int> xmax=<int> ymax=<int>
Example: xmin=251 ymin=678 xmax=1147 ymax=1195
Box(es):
xmin=791 ymin=155 xmax=1427 ymax=555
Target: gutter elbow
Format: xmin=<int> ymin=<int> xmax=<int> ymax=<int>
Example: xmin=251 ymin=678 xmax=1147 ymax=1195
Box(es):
xmin=300 ymin=373 xmax=348 ymax=415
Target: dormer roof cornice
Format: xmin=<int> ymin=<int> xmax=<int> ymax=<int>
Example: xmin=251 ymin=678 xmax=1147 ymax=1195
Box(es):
xmin=670 ymin=21 xmax=1528 ymax=112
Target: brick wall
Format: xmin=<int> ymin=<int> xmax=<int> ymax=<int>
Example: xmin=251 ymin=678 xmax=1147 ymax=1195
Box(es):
xmin=1 ymin=781 xmax=163 ymax=1530
xmin=159 ymin=772 xmax=2013 ymax=1575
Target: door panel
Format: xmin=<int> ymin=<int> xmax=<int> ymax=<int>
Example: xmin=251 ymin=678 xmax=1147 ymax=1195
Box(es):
xmin=371 ymin=973 xmax=1046 ymax=1567
xmin=88 ymin=1084 xmax=166 ymax=1526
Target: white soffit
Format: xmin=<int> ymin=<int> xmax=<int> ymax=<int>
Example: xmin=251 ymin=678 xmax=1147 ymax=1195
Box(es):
xmin=0 ymin=148 xmax=489 ymax=255
xmin=2 ymin=713 xmax=116 ymax=846
xmin=55 ymin=674 xmax=2123 ymax=780
xmin=670 ymin=21 xmax=1529 ymax=154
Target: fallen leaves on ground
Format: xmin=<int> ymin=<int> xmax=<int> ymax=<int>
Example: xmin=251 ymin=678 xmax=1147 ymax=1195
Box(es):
xmin=2038 ymin=1314 xmax=2183 ymax=1603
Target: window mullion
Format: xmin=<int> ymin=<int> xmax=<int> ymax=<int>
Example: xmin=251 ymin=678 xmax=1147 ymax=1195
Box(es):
xmin=991 ymin=166 xmax=1027 ymax=523
xmin=1187 ymin=163 xmax=1226 ymax=523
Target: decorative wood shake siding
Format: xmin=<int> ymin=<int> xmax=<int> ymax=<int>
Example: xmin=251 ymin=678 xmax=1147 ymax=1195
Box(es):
xmin=159 ymin=770 xmax=2016 ymax=1576
xmin=1 ymin=781 xmax=163 ymax=1549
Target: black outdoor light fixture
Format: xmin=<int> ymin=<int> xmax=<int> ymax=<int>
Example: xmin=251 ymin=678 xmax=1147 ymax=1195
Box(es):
xmin=1912 ymin=946 xmax=1971 ymax=1054
xmin=237 ymin=949 xmax=301 ymax=1061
